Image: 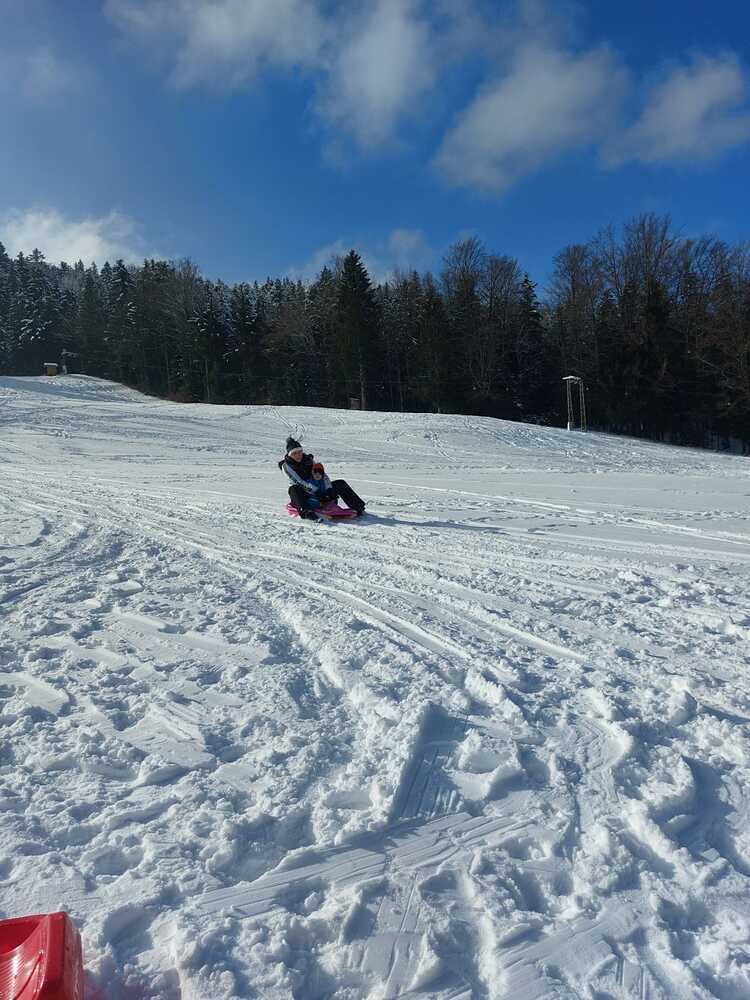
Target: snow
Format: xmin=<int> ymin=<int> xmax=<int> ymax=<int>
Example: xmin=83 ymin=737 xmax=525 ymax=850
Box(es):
xmin=1 ymin=373 xmax=750 ymax=999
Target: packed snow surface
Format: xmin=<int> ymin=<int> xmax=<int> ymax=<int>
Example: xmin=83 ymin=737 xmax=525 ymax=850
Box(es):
xmin=2 ymin=375 xmax=750 ymax=1000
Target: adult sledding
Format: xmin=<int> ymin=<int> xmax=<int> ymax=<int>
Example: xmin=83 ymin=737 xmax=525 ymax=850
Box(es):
xmin=278 ymin=437 xmax=366 ymax=523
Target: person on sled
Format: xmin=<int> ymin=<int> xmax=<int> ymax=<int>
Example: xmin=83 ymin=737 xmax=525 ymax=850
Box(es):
xmin=278 ymin=437 xmax=366 ymax=521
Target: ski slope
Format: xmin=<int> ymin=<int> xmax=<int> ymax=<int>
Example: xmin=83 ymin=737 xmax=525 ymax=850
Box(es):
xmin=1 ymin=374 xmax=750 ymax=1000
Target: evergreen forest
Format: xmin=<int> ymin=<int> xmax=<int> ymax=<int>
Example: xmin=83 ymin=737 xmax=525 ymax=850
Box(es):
xmin=1 ymin=213 xmax=748 ymax=451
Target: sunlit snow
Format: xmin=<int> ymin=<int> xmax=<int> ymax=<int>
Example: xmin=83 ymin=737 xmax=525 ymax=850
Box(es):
xmin=1 ymin=375 xmax=750 ymax=999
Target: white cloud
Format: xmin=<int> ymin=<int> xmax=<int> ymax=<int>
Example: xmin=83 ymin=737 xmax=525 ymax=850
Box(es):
xmin=288 ymin=228 xmax=434 ymax=284
xmin=105 ymin=0 xmax=750 ymax=189
xmin=106 ymin=0 xmax=461 ymax=148
xmin=2 ymin=209 xmax=147 ymax=265
xmin=434 ymin=42 xmax=628 ymax=193
xmin=17 ymin=45 xmax=84 ymax=104
xmin=606 ymin=54 xmax=750 ymax=165
xmin=105 ymin=0 xmax=328 ymax=90
xmin=316 ymin=0 xmax=437 ymax=148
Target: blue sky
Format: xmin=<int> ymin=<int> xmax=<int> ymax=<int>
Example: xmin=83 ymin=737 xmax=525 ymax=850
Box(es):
xmin=2 ymin=0 xmax=749 ymax=291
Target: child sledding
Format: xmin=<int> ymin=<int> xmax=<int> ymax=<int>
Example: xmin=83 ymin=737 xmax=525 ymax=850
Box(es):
xmin=278 ymin=437 xmax=366 ymax=523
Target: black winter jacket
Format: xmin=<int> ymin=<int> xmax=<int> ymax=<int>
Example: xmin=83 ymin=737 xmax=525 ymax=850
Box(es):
xmin=278 ymin=452 xmax=316 ymax=493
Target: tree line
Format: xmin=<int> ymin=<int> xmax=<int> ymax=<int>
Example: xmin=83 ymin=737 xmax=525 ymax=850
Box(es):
xmin=1 ymin=213 xmax=748 ymax=451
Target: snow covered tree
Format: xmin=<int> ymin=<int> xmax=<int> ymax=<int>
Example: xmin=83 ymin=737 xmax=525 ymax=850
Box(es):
xmin=224 ymin=282 xmax=260 ymax=401
xmin=0 ymin=242 xmax=12 ymax=372
xmin=193 ymin=280 xmax=229 ymax=402
xmin=104 ymin=260 xmax=137 ymax=384
xmin=6 ymin=250 xmax=63 ymax=373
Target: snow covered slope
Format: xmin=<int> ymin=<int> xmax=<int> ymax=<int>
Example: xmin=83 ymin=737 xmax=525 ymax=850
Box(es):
xmin=2 ymin=374 xmax=750 ymax=999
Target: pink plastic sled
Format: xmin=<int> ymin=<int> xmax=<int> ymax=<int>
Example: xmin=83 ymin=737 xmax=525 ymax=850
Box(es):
xmin=286 ymin=501 xmax=358 ymax=520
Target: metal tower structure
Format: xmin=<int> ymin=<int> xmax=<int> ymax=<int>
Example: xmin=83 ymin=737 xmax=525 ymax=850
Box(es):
xmin=562 ymin=375 xmax=587 ymax=431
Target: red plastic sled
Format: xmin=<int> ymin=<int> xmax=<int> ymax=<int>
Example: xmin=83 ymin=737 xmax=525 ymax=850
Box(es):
xmin=286 ymin=501 xmax=359 ymax=520
xmin=0 ymin=912 xmax=83 ymax=1000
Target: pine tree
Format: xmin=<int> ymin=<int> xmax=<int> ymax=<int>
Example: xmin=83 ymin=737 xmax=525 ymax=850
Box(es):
xmin=336 ymin=251 xmax=381 ymax=409
xmin=0 ymin=242 xmax=12 ymax=372
xmin=226 ymin=283 xmax=258 ymax=401
xmin=104 ymin=260 xmax=136 ymax=384
xmin=193 ymin=280 xmax=229 ymax=402
xmin=10 ymin=250 xmax=63 ymax=373
xmin=516 ymin=274 xmax=552 ymax=418
xmin=306 ymin=266 xmax=339 ymax=406
xmin=133 ymin=259 xmax=176 ymax=394
xmin=76 ymin=268 xmax=105 ymax=375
